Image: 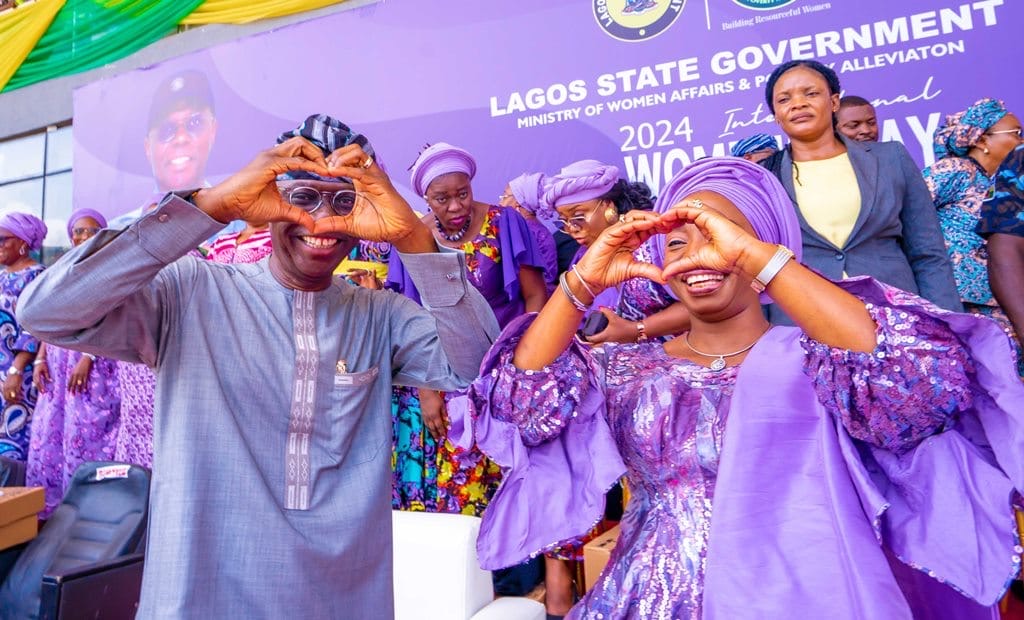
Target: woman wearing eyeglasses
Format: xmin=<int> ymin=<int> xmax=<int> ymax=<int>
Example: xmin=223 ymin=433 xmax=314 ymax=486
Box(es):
xmin=385 ymin=142 xmax=548 ymax=518
xmin=922 ymin=98 xmax=1024 ymax=368
xmin=27 ymin=209 xmax=121 ymax=517
xmin=539 ymin=160 xmax=688 ymax=346
xmin=0 ymin=212 xmax=47 ymax=463
xmin=979 ymin=146 xmax=1024 ymax=378
xmin=384 ymin=142 xmax=551 ymax=597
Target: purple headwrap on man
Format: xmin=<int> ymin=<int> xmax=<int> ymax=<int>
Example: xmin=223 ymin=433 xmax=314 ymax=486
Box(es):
xmin=651 ymin=156 xmax=802 ymax=303
xmin=409 ymin=143 xmax=477 ymax=197
xmin=933 ymin=98 xmax=1009 ymax=160
xmin=0 ymin=212 xmax=48 ymax=252
xmin=508 ymin=172 xmax=545 ymax=214
xmin=276 ymin=114 xmax=376 ymax=182
xmin=537 ymin=160 xmax=620 ymax=223
xmin=66 ymin=208 xmax=107 ymax=240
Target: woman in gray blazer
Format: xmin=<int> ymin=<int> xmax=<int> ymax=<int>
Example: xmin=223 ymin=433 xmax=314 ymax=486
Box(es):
xmin=759 ymin=60 xmax=962 ymax=323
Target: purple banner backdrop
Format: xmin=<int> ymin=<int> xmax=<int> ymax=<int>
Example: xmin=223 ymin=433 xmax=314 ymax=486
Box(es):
xmin=73 ymin=0 xmax=1023 ymax=222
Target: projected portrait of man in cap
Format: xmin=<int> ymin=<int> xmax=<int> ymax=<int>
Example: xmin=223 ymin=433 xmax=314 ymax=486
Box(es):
xmin=144 ymin=70 xmax=217 ymax=193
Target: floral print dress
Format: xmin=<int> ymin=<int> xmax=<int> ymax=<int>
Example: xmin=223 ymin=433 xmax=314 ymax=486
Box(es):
xmin=386 ymin=205 xmax=545 ymax=516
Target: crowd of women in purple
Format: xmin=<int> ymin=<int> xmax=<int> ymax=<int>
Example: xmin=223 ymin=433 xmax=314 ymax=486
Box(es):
xmin=3 ymin=59 xmax=1024 ymax=619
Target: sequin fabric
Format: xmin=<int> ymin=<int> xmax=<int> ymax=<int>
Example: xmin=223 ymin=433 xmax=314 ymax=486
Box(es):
xmin=616 ymin=241 xmax=676 ymax=324
xmin=488 ymin=301 xmax=972 ymax=619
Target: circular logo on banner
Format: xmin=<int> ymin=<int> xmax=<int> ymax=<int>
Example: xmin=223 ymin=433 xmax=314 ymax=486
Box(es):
xmin=730 ymin=0 xmax=796 ymax=9
xmin=593 ymin=0 xmax=686 ymax=42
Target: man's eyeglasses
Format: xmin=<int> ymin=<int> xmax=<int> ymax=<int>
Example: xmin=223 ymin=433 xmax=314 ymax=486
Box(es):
xmin=72 ymin=227 xmax=101 ymax=237
xmin=986 ymin=127 xmax=1023 ymax=138
xmin=153 ymin=113 xmax=213 ymax=144
xmin=426 ymin=190 xmax=470 ymax=208
xmin=280 ymin=186 xmax=363 ymax=216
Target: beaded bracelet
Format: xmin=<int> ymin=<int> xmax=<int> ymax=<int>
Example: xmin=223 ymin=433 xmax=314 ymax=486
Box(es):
xmin=559 ymin=271 xmax=590 ymax=313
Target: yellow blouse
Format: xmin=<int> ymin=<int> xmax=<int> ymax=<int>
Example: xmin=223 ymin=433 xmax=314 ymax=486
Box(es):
xmin=792 ymin=153 xmax=861 ymax=249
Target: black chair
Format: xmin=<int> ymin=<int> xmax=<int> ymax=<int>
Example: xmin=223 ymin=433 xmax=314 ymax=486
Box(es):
xmin=0 ymin=455 xmax=26 ymax=487
xmin=0 ymin=461 xmax=150 ymax=620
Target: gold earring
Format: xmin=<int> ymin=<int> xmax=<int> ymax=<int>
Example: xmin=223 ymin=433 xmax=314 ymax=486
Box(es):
xmin=604 ymin=207 xmax=617 ymax=223
xmin=983 ymin=147 xmax=990 ymax=155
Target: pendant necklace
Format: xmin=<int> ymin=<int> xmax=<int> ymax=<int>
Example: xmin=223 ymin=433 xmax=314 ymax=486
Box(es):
xmin=683 ymin=331 xmax=764 ymax=372
xmin=436 ymin=215 xmax=473 ymax=242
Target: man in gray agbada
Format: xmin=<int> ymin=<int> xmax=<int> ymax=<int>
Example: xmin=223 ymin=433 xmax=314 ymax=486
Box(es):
xmin=18 ymin=115 xmax=500 ymax=618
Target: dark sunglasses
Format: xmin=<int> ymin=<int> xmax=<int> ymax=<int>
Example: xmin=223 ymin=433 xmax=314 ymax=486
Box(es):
xmin=154 ymin=113 xmax=212 ymax=144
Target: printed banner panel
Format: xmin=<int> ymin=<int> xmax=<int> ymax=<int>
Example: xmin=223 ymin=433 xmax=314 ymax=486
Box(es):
xmin=72 ymin=0 xmax=1023 ymax=223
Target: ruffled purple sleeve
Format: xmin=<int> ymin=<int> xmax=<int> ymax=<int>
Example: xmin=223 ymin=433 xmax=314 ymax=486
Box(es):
xmin=495 ymin=206 xmax=546 ymax=306
xmin=525 ymin=218 xmax=558 ymax=292
xmin=383 ymin=251 xmax=421 ymax=303
xmin=487 ymin=343 xmax=591 ymax=447
xmin=468 ymin=314 xmax=626 ymax=570
xmin=802 ymin=303 xmax=973 ymax=455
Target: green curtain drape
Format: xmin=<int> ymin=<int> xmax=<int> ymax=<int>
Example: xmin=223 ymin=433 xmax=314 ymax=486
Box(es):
xmin=183 ymin=0 xmax=347 ymax=25
xmin=3 ymin=0 xmax=205 ymax=92
xmin=0 ymin=0 xmax=66 ymax=92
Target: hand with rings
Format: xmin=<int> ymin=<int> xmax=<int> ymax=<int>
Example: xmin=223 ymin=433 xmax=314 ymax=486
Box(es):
xmin=68 ymin=356 xmax=94 ymax=395
xmin=316 ymin=144 xmax=433 ymax=250
xmin=658 ymin=199 xmax=776 ymax=278
xmin=573 ymin=210 xmax=666 ymax=292
xmin=3 ymin=373 xmax=21 ymax=403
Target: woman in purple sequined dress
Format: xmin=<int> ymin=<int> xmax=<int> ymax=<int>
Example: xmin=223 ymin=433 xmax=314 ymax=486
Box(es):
xmin=470 ymin=158 xmax=1024 ymax=619
xmin=27 ymin=209 xmax=121 ymax=517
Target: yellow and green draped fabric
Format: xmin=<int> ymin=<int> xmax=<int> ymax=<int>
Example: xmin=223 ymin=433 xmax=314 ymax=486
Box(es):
xmin=182 ymin=0 xmax=345 ymax=25
xmin=0 ymin=0 xmax=348 ymax=93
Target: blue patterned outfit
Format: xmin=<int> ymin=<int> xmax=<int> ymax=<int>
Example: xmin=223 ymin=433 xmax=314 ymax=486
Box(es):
xmin=0 ymin=264 xmax=45 ymax=460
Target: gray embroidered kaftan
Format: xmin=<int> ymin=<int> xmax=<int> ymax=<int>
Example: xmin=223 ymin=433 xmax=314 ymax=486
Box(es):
xmin=18 ymin=195 xmax=500 ymax=618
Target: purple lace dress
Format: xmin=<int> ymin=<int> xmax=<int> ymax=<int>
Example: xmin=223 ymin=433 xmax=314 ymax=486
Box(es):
xmin=26 ymin=348 xmax=120 ymax=517
xmin=114 ymin=361 xmax=155 ymax=469
xmin=470 ymin=280 xmax=1022 ymax=619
